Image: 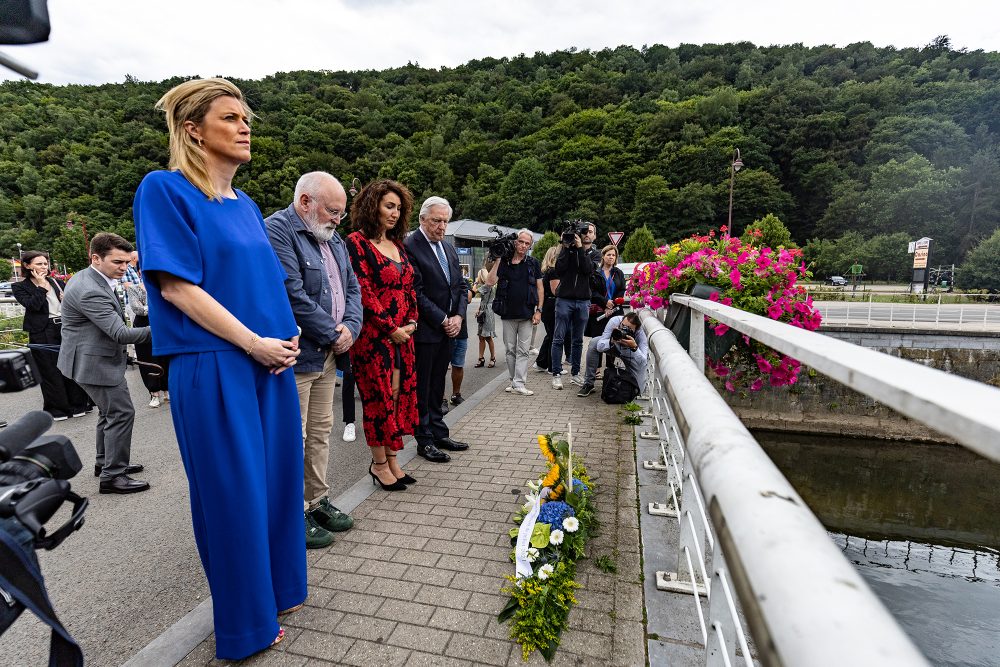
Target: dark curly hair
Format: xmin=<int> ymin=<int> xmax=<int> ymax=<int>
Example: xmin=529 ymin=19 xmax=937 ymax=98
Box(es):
xmin=350 ymin=179 xmax=413 ymax=242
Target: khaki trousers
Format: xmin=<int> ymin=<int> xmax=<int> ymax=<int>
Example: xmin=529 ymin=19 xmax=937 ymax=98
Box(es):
xmin=295 ymin=348 xmax=337 ymax=511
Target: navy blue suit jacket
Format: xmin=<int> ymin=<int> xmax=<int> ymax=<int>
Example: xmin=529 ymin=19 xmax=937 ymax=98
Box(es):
xmin=404 ymin=231 xmax=468 ymax=344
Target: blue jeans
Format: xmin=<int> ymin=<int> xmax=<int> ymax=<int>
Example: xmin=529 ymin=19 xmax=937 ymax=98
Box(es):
xmin=551 ymin=298 xmax=589 ymax=376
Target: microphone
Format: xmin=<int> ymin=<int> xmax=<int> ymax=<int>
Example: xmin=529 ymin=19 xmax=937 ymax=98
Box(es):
xmin=597 ymin=298 xmax=630 ymax=321
xmin=0 ymin=410 xmax=54 ymax=461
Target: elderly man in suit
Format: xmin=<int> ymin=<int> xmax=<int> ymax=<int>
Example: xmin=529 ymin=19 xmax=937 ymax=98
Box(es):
xmin=58 ymin=233 xmax=152 ymax=494
xmin=404 ymin=196 xmax=471 ymax=463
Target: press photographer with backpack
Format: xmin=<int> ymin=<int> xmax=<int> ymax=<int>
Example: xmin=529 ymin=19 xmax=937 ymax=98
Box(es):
xmin=576 ymin=311 xmax=648 ymax=403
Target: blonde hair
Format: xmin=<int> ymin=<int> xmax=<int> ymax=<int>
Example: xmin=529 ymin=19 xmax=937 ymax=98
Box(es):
xmin=155 ymin=78 xmax=252 ymax=200
xmin=541 ymin=245 xmax=560 ymax=272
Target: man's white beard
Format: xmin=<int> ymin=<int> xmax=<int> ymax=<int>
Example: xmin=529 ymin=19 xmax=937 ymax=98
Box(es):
xmin=304 ymin=211 xmax=337 ymax=242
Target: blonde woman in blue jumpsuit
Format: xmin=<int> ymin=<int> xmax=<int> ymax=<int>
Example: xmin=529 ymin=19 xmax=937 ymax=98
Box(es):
xmin=133 ymin=79 xmax=306 ymax=660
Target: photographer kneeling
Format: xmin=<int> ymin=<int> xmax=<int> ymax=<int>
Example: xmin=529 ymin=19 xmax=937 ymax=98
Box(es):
xmin=576 ymin=312 xmax=648 ymax=400
xmin=484 ymin=230 xmax=543 ymax=396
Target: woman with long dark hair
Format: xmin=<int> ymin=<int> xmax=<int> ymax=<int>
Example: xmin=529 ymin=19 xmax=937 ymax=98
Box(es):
xmin=345 ymin=179 xmax=419 ymax=491
xmin=11 ymin=251 xmax=90 ymax=419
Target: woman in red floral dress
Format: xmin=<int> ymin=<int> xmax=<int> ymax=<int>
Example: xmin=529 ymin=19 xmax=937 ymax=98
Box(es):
xmin=346 ymin=180 xmax=418 ymax=491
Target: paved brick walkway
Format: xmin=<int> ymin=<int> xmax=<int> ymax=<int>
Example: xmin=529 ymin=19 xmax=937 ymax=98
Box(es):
xmin=178 ymin=378 xmax=645 ymax=666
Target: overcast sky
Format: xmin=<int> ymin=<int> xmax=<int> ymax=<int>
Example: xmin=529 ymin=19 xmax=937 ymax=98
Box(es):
xmin=2 ymin=0 xmax=999 ymax=85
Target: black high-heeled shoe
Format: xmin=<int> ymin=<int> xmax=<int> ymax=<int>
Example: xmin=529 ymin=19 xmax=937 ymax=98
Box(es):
xmin=370 ymin=459 xmax=407 ymax=491
xmin=386 ymin=453 xmax=416 ymax=485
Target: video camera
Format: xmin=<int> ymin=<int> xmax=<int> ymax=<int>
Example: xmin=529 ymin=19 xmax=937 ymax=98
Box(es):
xmin=0 ymin=348 xmax=86 ymax=665
xmin=486 ymin=225 xmax=518 ymax=262
xmin=561 ymin=220 xmax=590 ymax=246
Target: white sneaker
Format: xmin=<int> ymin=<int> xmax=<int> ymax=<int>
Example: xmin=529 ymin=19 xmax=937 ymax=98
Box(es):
xmin=148 ymin=395 xmax=161 ymax=408
xmin=570 ymin=375 xmax=585 ymax=387
xmin=504 ymin=385 xmax=512 ymax=392
xmin=511 ymin=387 xmax=535 ymax=396
xmin=528 ymin=348 xmax=539 ymax=355
xmin=533 ymin=364 xmax=548 ymax=372
xmin=342 ymin=423 xmax=356 ymax=442
xmin=560 ymin=369 xmax=569 ymax=375
xmin=552 ymin=376 xmax=563 ymax=390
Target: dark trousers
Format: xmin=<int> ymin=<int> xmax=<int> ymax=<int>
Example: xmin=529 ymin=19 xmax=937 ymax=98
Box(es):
xmin=29 ymin=321 xmax=89 ymax=417
xmin=414 ymin=339 xmax=450 ymax=446
xmin=132 ymin=314 xmax=169 ymax=393
xmin=335 ymin=353 xmax=356 ymax=424
xmin=535 ymin=297 xmax=570 ymax=372
xmin=78 ymin=377 xmax=136 ymax=480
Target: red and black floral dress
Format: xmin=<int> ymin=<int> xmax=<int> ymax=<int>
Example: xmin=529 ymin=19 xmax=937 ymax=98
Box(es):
xmin=345 ymin=231 xmax=419 ymax=451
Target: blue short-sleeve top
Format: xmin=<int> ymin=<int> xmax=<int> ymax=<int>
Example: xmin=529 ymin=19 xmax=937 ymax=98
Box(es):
xmin=133 ymin=170 xmax=297 ymax=356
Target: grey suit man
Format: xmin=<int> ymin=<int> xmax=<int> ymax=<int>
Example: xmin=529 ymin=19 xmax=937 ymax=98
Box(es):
xmin=58 ymin=233 xmax=152 ymax=494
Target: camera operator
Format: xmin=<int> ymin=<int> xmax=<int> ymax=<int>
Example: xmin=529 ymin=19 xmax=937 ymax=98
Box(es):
xmin=549 ymin=222 xmax=595 ymax=389
xmin=576 ymin=311 xmax=648 ymax=398
xmin=484 ymin=230 xmax=543 ymax=396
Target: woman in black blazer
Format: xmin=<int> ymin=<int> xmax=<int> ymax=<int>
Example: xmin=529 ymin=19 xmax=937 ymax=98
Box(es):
xmin=11 ymin=251 xmax=91 ymax=420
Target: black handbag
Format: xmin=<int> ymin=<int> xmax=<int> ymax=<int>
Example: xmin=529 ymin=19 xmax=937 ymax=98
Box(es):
xmin=476 ymin=311 xmax=486 ymax=324
xmin=601 ymin=356 xmax=639 ymax=404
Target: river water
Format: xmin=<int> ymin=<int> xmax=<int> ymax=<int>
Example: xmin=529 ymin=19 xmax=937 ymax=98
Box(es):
xmin=755 ymin=431 xmax=1000 ymax=667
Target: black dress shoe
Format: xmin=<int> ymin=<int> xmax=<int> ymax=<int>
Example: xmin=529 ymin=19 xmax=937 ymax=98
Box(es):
xmin=99 ymin=475 xmax=150 ymax=494
xmin=418 ymin=444 xmax=451 ymax=463
xmin=95 ymin=463 xmax=145 ymax=477
xmin=435 ymin=437 xmax=469 ymax=451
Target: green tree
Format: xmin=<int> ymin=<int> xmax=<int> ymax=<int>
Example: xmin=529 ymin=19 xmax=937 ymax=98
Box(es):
xmin=622 ymin=225 xmax=656 ymax=262
xmin=531 ymin=231 xmax=560 ymax=262
xmin=0 ymin=258 xmax=11 ymax=280
xmin=960 ymin=228 xmax=1000 ymax=290
xmin=742 ymin=214 xmax=796 ymax=249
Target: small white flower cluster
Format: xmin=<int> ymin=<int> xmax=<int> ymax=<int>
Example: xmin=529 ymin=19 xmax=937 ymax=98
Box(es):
xmin=562 ymin=517 xmax=579 ymax=533
xmin=538 ymin=563 xmax=555 ymax=580
xmin=526 ymin=547 xmax=539 ymax=563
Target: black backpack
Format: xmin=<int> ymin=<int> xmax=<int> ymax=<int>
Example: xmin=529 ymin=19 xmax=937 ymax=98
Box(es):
xmin=601 ymin=355 xmax=639 ymax=404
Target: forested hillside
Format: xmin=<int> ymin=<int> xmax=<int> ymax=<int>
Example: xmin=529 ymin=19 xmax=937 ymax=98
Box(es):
xmin=1 ymin=38 xmax=999 ymax=273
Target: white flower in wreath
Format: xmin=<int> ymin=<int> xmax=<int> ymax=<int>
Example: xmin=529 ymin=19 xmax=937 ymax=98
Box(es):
xmin=527 ymin=479 xmax=542 ymax=492
xmin=524 ymin=491 xmax=538 ymax=504
xmin=563 ymin=517 xmax=579 ymax=533
xmin=549 ymin=529 xmax=565 ymax=545
xmin=538 ymin=563 xmax=555 ymax=580
xmin=526 ymin=547 xmax=539 ymax=563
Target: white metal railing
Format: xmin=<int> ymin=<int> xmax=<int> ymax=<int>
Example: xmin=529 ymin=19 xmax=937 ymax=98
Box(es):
xmin=816 ymin=297 xmax=1000 ymax=328
xmin=633 ymin=291 xmax=1000 ymax=666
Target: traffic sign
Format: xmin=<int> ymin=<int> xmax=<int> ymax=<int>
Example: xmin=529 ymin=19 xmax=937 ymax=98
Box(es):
xmin=609 ymin=231 xmax=624 ymax=246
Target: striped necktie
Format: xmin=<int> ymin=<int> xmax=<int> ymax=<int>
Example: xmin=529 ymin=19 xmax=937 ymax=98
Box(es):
xmin=433 ymin=242 xmax=450 ymax=281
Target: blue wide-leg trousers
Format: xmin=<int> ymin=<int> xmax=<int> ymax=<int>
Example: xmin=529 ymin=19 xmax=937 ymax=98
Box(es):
xmin=168 ymin=350 xmax=307 ymax=660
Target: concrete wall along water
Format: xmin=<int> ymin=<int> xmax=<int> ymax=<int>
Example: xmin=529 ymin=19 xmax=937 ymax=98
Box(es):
xmin=727 ymin=327 xmax=1000 ymax=443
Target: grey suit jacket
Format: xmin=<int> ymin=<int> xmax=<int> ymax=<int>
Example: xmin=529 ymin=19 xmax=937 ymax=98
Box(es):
xmin=57 ymin=266 xmax=151 ymax=387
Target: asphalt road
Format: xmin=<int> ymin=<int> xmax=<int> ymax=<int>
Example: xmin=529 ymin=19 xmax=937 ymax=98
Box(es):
xmin=817 ymin=302 xmax=1000 ymax=327
xmin=0 ymin=299 xmax=522 ymax=666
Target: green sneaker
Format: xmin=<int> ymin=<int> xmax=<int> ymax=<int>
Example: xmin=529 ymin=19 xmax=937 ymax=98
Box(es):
xmin=310 ymin=497 xmax=354 ymax=533
xmin=305 ymin=512 xmax=334 ymax=549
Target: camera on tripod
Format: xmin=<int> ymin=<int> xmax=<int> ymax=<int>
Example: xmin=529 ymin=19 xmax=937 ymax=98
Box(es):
xmin=561 ymin=220 xmax=590 ymax=246
xmin=0 ymin=347 xmax=87 ymax=664
xmin=486 ymin=225 xmax=518 ymax=261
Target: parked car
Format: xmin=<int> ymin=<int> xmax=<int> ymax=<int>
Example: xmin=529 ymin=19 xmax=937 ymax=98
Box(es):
xmin=0 ymin=281 xmax=12 ymax=297
xmin=826 ymin=276 xmax=848 ymax=287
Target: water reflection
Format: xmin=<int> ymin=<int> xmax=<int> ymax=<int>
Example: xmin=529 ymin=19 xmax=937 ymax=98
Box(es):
xmin=755 ymin=431 xmax=1000 ymax=667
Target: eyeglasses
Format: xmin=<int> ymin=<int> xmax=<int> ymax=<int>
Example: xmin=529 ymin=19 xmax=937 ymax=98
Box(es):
xmin=324 ymin=206 xmax=348 ymax=221
xmin=426 ymin=217 xmax=449 ymax=227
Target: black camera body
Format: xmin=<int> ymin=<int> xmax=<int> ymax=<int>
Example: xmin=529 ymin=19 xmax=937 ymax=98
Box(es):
xmin=561 ymin=220 xmax=590 ymax=246
xmin=487 ymin=225 xmax=518 ymax=261
xmin=610 ymin=321 xmax=634 ymax=342
xmin=0 ymin=349 xmax=87 ymax=662
xmin=0 ymin=348 xmax=40 ymax=393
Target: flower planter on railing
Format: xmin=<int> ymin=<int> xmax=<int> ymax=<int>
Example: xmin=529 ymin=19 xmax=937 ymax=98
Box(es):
xmin=628 ymin=227 xmax=823 ymax=392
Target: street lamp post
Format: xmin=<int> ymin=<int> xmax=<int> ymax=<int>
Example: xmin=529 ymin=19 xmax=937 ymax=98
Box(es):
xmin=726 ymin=148 xmax=743 ymax=239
